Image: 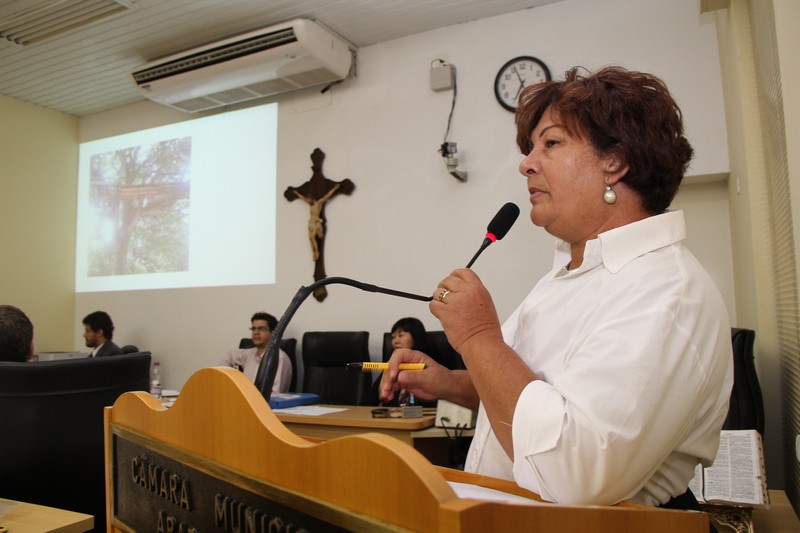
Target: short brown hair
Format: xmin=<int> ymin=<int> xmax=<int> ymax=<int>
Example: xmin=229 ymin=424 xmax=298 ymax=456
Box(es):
xmin=0 ymin=305 xmax=33 ymax=362
xmin=251 ymin=312 xmax=277 ymax=331
xmin=515 ymin=66 xmax=693 ymax=214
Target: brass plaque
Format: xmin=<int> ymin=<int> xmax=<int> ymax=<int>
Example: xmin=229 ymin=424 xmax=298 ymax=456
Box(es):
xmin=111 ymin=434 xmax=349 ymax=532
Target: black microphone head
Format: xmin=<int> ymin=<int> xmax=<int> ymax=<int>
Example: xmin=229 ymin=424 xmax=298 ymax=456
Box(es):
xmin=486 ymin=202 xmax=520 ymax=241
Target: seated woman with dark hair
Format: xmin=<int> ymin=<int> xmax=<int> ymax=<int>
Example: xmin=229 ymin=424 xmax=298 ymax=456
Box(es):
xmin=388 ymin=317 xmax=430 ymax=356
xmin=367 ymin=317 xmax=432 ymax=406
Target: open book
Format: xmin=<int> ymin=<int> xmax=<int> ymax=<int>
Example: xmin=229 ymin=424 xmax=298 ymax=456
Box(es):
xmin=688 ymin=429 xmax=770 ymax=509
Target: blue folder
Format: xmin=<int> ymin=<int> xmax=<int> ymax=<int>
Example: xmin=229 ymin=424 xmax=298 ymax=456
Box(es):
xmin=268 ymin=392 xmax=320 ymax=409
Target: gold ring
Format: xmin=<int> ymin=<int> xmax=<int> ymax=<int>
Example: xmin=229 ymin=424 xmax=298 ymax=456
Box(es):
xmin=438 ymin=288 xmax=450 ymax=302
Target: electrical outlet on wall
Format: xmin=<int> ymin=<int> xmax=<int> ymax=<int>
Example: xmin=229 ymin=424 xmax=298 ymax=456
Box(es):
xmin=430 ymin=60 xmax=454 ymax=92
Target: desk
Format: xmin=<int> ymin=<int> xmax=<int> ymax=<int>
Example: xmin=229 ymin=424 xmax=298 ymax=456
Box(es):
xmin=274 ymin=405 xmax=474 ymax=467
xmin=704 ymin=490 xmax=800 ymax=533
xmin=0 ymin=499 xmax=93 ymax=533
xmin=753 ymin=490 xmax=800 ymax=532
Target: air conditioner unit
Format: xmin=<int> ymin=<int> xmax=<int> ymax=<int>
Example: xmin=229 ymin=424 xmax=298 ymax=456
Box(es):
xmin=130 ymin=18 xmax=355 ymax=113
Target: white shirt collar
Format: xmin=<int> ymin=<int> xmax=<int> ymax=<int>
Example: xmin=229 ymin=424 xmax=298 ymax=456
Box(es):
xmin=552 ymin=210 xmax=686 ymax=275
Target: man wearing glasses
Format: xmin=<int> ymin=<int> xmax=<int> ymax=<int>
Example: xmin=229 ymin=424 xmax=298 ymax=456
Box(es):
xmin=219 ymin=311 xmax=292 ymax=392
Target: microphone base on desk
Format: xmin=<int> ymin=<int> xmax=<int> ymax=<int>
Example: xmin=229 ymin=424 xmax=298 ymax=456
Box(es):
xmin=390 ymin=406 xmax=423 ymax=418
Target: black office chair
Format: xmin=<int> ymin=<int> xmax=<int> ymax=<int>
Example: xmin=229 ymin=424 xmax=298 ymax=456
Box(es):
xmin=121 ymin=344 xmax=139 ymax=354
xmin=0 ymin=351 xmax=152 ymax=533
xmin=280 ymin=337 xmax=298 ymax=392
xmin=302 ymin=331 xmax=372 ymax=405
xmin=382 ymin=330 xmax=465 ymax=370
xmin=723 ymin=328 xmax=765 ymax=437
xmin=239 ymin=337 xmax=298 ymax=392
xmin=428 ymin=331 xmax=466 ymax=370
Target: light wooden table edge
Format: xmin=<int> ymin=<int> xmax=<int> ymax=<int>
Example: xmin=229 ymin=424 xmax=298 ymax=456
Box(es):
xmin=0 ymin=498 xmax=93 ymax=533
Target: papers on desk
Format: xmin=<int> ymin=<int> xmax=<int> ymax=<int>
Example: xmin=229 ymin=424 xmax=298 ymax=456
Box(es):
xmin=448 ymin=482 xmax=542 ymax=505
xmin=276 ymin=405 xmax=347 ymax=416
xmin=158 ymin=390 xmax=180 ymax=408
xmin=0 ymin=500 xmax=19 ymax=518
xmin=160 ymin=398 xmax=177 ymax=408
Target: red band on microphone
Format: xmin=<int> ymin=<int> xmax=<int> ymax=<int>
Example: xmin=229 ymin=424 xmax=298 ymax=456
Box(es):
xmin=485 ymin=232 xmax=498 ymax=243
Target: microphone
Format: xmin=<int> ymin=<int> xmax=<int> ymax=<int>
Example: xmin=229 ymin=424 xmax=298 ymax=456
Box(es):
xmin=255 ymin=202 xmax=520 ymax=403
xmin=465 ymin=202 xmax=520 ymax=268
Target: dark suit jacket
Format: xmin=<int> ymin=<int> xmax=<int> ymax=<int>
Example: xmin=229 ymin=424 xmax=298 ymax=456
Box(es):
xmin=94 ymin=341 xmax=123 ymax=357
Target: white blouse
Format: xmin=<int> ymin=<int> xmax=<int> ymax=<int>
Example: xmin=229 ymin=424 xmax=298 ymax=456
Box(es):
xmin=465 ymin=210 xmax=733 ymax=506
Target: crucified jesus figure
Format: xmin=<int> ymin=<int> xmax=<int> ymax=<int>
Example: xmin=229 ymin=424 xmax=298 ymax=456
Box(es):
xmin=285 ymin=148 xmax=355 ymax=301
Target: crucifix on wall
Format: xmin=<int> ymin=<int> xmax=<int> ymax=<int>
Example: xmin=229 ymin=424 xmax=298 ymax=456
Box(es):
xmin=285 ymin=148 xmax=355 ymax=302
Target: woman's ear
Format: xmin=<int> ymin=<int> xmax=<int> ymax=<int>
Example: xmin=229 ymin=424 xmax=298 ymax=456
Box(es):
xmin=604 ymin=155 xmax=629 ymax=182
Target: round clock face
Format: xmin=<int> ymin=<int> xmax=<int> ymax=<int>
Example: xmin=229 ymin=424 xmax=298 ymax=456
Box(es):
xmin=494 ymin=56 xmax=551 ymax=112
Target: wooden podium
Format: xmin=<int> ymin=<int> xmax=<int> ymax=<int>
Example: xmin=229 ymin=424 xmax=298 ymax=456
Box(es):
xmin=104 ymin=367 xmax=709 ymax=532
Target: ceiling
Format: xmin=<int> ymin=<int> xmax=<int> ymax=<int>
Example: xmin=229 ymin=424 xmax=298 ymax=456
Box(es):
xmin=0 ymin=0 xmax=560 ymax=117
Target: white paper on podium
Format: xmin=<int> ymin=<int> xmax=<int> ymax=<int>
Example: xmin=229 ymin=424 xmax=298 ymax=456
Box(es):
xmin=448 ymin=481 xmax=544 ymax=505
xmin=276 ymin=405 xmax=346 ymax=416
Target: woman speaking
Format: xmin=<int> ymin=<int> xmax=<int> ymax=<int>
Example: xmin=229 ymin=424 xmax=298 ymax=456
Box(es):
xmin=380 ymin=66 xmax=732 ymax=511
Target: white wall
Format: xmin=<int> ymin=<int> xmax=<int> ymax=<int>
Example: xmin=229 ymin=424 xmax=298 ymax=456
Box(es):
xmin=77 ymin=0 xmax=733 ymax=390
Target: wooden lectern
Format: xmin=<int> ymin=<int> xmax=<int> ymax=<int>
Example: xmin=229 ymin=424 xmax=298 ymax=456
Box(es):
xmin=104 ymin=367 xmax=709 ymax=532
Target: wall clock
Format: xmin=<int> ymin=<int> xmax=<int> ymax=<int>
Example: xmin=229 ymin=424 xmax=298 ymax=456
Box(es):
xmin=494 ymin=56 xmax=551 ymax=112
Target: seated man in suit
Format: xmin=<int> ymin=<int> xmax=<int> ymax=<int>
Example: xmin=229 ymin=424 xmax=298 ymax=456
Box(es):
xmin=0 ymin=304 xmax=34 ymax=362
xmin=82 ymin=310 xmax=123 ymax=357
xmin=219 ymin=311 xmax=292 ymax=393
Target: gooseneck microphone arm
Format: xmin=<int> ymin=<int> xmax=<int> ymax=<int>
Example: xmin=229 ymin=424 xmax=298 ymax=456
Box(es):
xmin=465 ymin=238 xmax=494 ymax=269
xmin=254 ymin=203 xmax=519 ymax=403
xmin=254 ymin=277 xmax=432 ymax=402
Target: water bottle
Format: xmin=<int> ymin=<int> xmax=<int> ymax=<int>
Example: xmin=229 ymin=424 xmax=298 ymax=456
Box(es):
xmin=151 ymin=361 xmax=163 ymax=399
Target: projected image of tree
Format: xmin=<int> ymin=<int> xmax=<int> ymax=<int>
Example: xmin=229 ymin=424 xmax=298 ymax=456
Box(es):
xmin=87 ymin=137 xmax=191 ymax=276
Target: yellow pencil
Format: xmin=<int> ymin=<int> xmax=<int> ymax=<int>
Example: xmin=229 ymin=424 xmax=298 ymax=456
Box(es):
xmin=347 ymin=362 xmax=426 ymax=372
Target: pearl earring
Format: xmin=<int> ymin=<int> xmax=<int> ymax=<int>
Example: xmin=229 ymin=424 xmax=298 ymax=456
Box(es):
xmin=603 ymin=185 xmax=617 ymax=204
